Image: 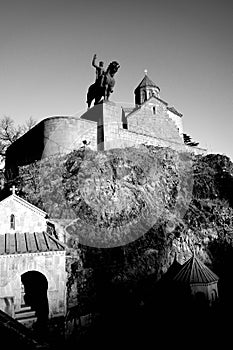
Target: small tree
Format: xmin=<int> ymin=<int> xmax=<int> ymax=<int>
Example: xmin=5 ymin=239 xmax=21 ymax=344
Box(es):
xmin=183 ymin=133 xmax=199 ymax=147
xmin=0 ymin=116 xmax=37 ymax=184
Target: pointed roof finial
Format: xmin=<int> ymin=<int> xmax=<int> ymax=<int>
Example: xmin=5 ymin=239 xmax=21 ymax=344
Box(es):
xmin=144 ymin=69 xmax=148 ymax=75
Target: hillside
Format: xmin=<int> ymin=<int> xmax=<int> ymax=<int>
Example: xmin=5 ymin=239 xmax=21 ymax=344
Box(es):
xmin=5 ymin=144 xmax=233 ymax=345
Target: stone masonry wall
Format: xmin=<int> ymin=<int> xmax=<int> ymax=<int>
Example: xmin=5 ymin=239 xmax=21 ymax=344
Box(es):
xmin=167 ymin=110 xmax=183 ymax=135
xmin=5 ymin=116 xmax=97 ymax=177
xmin=105 ymin=125 xmax=205 ymax=155
xmin=100 ymin=102 xmax=205 ymax=155
xmin=43 ymin=117 xmax=97 ymax=156
xmin=127 ymin=105 xmax=183 ymax=143
xmin=0 ymin=251 xmax=66 ymax=318
xmin=5 ymin=101 xmax=204 ymax=177
xmin=0 ymin=197 xmax=47 ymax=234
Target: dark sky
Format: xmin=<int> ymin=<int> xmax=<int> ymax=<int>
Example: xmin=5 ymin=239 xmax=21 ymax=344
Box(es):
xmin=0 ymin=0 xmax=232 ymax=160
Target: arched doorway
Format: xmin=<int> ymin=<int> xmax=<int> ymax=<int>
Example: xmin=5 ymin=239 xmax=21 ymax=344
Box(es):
xmin=21 ymin=271 xmax=49 ymax=336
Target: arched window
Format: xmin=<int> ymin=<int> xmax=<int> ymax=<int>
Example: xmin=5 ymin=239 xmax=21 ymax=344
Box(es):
xmin=10 ymin=214 xmax=15 ymax=230
xmin=143 ymin=90 xmax=147 ymax=102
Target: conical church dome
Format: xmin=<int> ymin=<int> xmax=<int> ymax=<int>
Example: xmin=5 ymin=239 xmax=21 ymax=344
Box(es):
xmin=134 ymin=71 xmax=160 ymax=106
xmin=134 ymin=74 xmax=160 ymax=91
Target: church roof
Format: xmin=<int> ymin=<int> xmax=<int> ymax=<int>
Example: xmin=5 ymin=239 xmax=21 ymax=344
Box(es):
xmin=173 ymin=254 xmax=219 ymax=285
xmin=167 ymin=106 xmax=183 ymax=117
xmin=134 ymin=74 xmax=160 ymax=92
xmin=0 ymin=194 xmax=47 ymax=218
xmin=0 ymin=232 xmax=65 ymax=255
xmin=122 ymin=106 xmax=137 ymax=115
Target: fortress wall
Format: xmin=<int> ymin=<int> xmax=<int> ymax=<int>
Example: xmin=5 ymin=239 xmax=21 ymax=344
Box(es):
xmin=101 ymin=102 xmax=128 ymax=150
xmin=104 ymin=126 xmax=185 ymax=151
xmin=5 ymin=116 xmax=97 ymax=176
xmin=80 ymin=102 xmax=124 ymax=150
xmin=5 ymin=121 xmax=46 ymax=177
xmin=42 ymin=117 xmax=97 ymax=156
xmin=5 ymin=102 xmax=205 ymax=178
xmin=104 ymin=124 xmax=206 ymax=155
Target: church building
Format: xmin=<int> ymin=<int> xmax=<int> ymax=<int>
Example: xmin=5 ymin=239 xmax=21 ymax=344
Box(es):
xmin=0 ymin=185 xmax=48 ymax=234
xmin=4 ymin=72 xmax=206 ymax=178
xmin=0 ymin=187 xmax=67 ymax=328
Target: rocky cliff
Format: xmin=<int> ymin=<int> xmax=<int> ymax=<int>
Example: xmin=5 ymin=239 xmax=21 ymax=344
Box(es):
xmin=6 ymin=144 xmax=233 ymax=342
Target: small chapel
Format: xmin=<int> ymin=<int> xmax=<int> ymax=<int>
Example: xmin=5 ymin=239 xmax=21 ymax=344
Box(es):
xmin=0 ymin=186 xmax=67 ymax=328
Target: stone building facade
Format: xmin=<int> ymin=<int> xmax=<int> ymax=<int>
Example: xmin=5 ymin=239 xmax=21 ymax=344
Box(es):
xmin=5 ymin=73 xmax=206 ymax=177
xmin=0 ymin=191 xmax=48 ymax=234
xmin=0 ymin=192 xmax=67 ymax=328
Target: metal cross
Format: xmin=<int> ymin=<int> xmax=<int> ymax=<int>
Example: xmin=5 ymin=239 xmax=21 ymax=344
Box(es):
xmin=10 ymin=185 xmax=18 ymax=195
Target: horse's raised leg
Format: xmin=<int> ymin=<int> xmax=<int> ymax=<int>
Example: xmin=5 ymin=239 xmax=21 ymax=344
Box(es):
xmin=94 ymin=92 xmax=101 ymax=105
xmin=103 ymin=85 xmax=108 ymax=101
xmin=86 ymin=83 xmax=96 ymax=109
xmin=86 ymin=91 xmax=90 ymax=107
xmin=94 ymin=86 xmax=104 ymax=105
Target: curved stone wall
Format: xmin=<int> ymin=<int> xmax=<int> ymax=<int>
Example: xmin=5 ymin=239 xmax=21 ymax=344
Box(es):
xmin=5 ymin=116 xmax=97 ymax=177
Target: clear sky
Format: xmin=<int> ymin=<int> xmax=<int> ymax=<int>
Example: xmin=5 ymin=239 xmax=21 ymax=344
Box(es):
xmin=0 ymin=0 xmax=232 ymax=160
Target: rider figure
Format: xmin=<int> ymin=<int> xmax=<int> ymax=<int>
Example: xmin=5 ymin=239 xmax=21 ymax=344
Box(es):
xmin=92 ymin=54 xmax=105 ymax=88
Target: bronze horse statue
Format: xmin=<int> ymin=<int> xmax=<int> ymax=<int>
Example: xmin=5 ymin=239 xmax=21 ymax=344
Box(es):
xmin=86 ymin=61 xmax=120 ymax=108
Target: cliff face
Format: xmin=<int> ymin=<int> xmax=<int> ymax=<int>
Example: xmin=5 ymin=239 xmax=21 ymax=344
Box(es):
xmin=14 ymin=144 xmax=194 ymax=248
xmin=8 ymin=145 xmax=233 ymax=312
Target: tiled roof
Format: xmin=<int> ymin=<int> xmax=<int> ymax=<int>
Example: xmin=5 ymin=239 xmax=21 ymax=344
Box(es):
xmin=134 ymin=75 xmax=160 ymax=92
xmin=0 ymin=232 xmax=65 ymax=255
xmin=122 ymin=107 xmax=136 ymax=114
xmin=0 ymin=194 xmax=47 ymax=217
xmin=167 ymin=106 xmax=183 ymax=117
xmin=173 ymin=255 xmax=219 ymax=285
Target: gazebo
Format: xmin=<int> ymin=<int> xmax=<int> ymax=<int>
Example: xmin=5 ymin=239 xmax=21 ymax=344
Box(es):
xmin=173 ymin=253 xmax=219 ymax=307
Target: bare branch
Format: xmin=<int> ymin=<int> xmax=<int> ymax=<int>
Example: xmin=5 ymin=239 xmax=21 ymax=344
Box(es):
xmin=21 ymin=116 xmax=37 ymax=134
xmin=0 ymin=116 xmax=37 ymax=169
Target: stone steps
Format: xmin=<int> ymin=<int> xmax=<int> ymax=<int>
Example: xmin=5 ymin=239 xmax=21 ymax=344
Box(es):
xmin=15 ymin=308 xmax=36 ymax=322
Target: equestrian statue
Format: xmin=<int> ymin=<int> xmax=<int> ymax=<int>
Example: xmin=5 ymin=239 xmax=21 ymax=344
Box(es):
xmin=86 ymin=54 xmax=120 ymax=109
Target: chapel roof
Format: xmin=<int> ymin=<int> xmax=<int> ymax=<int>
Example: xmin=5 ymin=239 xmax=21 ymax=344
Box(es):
xmin=0 ymin=232 xmax=65 ymax=255
xmin=134 ymin=74 xmax=160 ymax=92
xmin=173 ymin=254 xmax=219 ymax=285
xmin=0 ymin=194 xmax=47 ymax=217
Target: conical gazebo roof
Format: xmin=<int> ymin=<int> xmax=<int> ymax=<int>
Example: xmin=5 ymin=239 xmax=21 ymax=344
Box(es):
xmin=173 ymin=254 xmax=219 ymax=285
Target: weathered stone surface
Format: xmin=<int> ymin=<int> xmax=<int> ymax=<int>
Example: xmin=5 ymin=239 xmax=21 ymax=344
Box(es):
xmin=0 ymin=252 xmax=66 ymax=319
xmin=5 ymin=100 xmax=205 ymax=178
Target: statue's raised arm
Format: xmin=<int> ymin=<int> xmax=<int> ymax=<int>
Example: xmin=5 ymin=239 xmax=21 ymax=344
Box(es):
xmin=86 ymin=55 xmax=120 ymax=109
xmin=92 ymin=54 xmax=98 ymax=68
xmin=91 ymin=54 xmax=105 ymax=87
